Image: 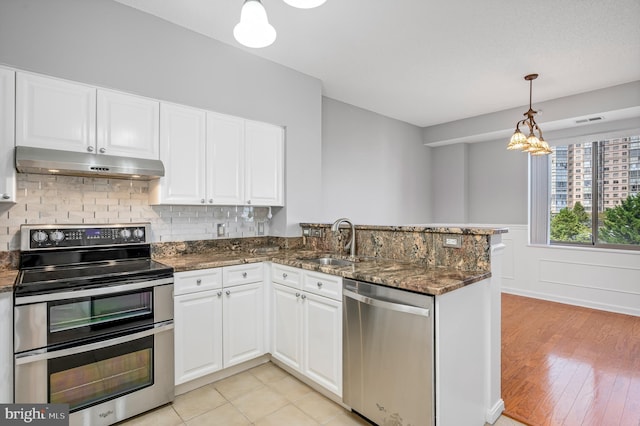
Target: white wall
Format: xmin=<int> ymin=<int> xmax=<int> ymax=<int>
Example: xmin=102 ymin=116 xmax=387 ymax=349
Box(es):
xmin=501 ymin=226 xmax=640 ymax=316
xmin=430 ymin=143 xmax=469 ymax=223
xmin=0 ymin=0 xmax=323 ymax=237
xmin=321 ymin=98 xmax=432 ymax=224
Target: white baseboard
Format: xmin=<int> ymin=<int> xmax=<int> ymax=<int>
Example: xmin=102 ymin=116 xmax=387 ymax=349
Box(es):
xmin=485 ymin=399 xmax=505 ymax=424
xmin=174 ymin=355 xmax=270 ymax=396
xmin=501 ymin=287 xmax=640 ymax=317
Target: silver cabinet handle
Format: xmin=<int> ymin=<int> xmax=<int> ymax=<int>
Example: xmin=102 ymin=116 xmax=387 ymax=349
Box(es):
xmin=301 ymin=294 xmax=307 ymax=300
xmin=196 ymin=279 xmax=202 ymax=285
xmin=242 ymin=272 xmax=247 ymax=278
xmin=317 ymin=281 xmax=323 ymax=288
xmin=209 ymin=199 xmax=213 ymax=203
xmin=87 ymin=146 xmax=94 ymax=152
xmin=295 ymin=292 xmax=300 ymax=298
xmin=201 ymin=199 xmax=205 ymax=203
xmin=226 ymin=290 xmax=231 ymax=296
xmin=283 ymin=273 xmax=288 ymax=279
xmin=217 ymin=291 xmax=222 ymax=297
xmin=99 ymin=147 xmax=106 ymax=153
xmin=1 ymin=194 xmax=10 ymax=200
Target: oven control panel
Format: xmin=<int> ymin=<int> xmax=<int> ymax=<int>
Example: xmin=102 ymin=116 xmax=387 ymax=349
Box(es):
xmin=21 ymin=223 xmax=151 ymax=250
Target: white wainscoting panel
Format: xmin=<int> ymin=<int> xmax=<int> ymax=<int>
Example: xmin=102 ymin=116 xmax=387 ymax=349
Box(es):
xmin=498 ymin=225 xmax=640 ymax=316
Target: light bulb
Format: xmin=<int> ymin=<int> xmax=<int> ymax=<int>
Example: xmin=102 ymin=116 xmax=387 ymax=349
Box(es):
xmin=283 ymin=0 xmax=327 ymax=9
xmin=507 ymin=130 xmax=527 ymax=150
xmin=233 ymin=0 xmax=276 ymax=48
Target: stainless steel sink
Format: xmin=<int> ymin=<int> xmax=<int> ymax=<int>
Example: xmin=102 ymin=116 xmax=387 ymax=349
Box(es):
xmin=305 ymin=257 xmax=354 ymax=267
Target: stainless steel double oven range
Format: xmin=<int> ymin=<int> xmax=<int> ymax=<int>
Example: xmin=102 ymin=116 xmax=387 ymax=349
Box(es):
xmin=14 ymin=223 xmax=174 ymax=426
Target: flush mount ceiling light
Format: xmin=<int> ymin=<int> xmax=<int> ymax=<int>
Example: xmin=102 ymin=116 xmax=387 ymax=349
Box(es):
xmin=234 ymin=0 xmax=326 ymax=48
xmin=282 ymin=0 xmax=327 ymax=8
xmin=233 ymin=0 xmax=277 ymax=48
xmin=507 ymin=74 xmax=552 ymax=156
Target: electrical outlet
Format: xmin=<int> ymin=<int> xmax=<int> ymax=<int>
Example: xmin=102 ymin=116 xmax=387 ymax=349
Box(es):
xmin=217 ymin=223 xmax=226 ymax=237
xmin=257 ymin=222 xmax=265 ymax=236
xmin=310 ymin=228 xmax=323 ymax=237
xmin=443 ymin=235 xmax=462 ymax=248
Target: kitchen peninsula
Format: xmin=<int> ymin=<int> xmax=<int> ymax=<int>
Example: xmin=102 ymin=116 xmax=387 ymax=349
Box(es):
xmin=0 ymin=222 xmax=505 ymax=425
xmin=152 ymin=223 xmax=507 ymax=425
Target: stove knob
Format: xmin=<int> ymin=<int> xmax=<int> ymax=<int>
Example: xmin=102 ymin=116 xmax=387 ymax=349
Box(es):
xmin=50 ymin=230 xmax=65 ymax=243
xmin=32 ymin=230 xmax=48 ymax=243
xmin=120 ymin=229 xmax=132 ymax=239
xmin=133 ymin=228 xmax=144 ymax=239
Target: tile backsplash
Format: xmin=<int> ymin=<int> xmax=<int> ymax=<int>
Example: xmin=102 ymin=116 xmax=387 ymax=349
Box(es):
xmin=0 ymin=174 xmax=271 ymax=251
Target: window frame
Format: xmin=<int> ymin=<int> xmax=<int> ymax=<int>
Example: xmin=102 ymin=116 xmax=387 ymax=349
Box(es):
xmin=530 ymin=131 xmax=640 ymax=252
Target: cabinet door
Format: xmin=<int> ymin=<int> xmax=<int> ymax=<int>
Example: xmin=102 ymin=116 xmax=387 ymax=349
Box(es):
xmin=271 ymin=284 xmax=302 ymax=370
xmin=0 ymin=292 xmax=12 ymax=402
xmin=16 ymin=72 xmax=96 ymax=152
xmin=244 ymin=120 xmax=284 ymax=206
xmin=97 ymin=90 xmax=160 ymax=159
xmin=223 ymin=282 xmax=264 ymax=368
xmin=206 ymin=112 xmax=245 ymax=205
xmin=303 ymin=293 xmax=342 ymax=396
xmin=174 ymin=289 xmax=223 ymax=385
xmin=154 ymin=103 xmax=206 ymax=204
xmin=0 ymin=68 xmax=15 ymax=203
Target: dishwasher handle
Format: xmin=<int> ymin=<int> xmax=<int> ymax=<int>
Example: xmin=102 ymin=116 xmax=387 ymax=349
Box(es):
xmin=343 ymin=289 xmax=430 ymax=317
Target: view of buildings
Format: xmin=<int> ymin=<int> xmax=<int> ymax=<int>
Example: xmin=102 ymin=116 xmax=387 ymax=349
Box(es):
xmin=550 ymin=136 xmax=640 ymax=215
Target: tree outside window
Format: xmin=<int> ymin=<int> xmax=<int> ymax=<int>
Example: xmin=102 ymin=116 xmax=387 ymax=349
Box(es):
xmin=548 ymin=136 xmax=640 ymax=249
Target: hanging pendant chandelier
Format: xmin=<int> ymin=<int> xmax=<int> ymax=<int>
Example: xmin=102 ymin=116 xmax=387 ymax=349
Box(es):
xmin=233 ymin=0 xmax=277 ymax=48
xmin=507 ymin=74 xmax=552 ymax=155
xmin=234 ymin=0 xmax=327 ymax=48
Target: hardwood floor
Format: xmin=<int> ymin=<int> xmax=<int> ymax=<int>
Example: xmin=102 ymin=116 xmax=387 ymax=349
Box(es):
xmin=501 ymin=293 xmax=640 ymax=426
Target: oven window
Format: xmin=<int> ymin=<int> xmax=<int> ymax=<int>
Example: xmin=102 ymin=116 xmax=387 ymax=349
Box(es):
xmin=49 ymin=290 xmax=153 ymax=334
xmin=49 ymin=336 xmax=153 ymax=412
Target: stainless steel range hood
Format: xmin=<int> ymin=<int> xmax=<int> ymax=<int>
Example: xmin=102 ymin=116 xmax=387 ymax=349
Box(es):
xmin=15 ymin=146 xmax=165 ymax=180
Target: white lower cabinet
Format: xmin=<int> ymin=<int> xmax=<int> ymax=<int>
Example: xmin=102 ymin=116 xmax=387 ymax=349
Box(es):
xmin=302 ymin=292 xmax=342 ymax=396
xmin=223 ymin=281 xmax=264 ymax=367
xmin=272 ymin=283 xmax=303 ymax=370
xmin=174 ymin=289 xmax=223 ymax=385
xmin=271 ymin=264 xmax=342 ymax=397
xmin=173 ymin=264 xmax=265 ymax=385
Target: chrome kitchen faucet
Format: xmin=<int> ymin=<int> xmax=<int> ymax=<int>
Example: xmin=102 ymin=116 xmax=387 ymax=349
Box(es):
xmin=331 ymin=217 xmax=356 ymax=259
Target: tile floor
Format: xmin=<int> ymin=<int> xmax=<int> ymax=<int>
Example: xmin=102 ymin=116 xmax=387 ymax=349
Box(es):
xmin=118 ymin=362 xmax=525 ymax=426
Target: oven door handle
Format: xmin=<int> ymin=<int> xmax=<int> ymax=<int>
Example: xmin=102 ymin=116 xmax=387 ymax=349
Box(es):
xmin=15 ymin=277 xmax=174 ymax=305
xmin=15 ymin=320 xmax=174 ymax=365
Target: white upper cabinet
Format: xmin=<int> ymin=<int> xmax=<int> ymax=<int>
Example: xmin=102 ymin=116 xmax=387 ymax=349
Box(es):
xmin=16 ymin=72 xmax=96 ymax=152
xmin=153 ymin=107 xmax=284 ymax=206
xmin=0 ymin=67 xmax=15 ymax=203
xmin=153 ymin=103 xmax=207 ymax=204
xmin=207 ymin=112 xmax=245 ymax=205
xmin=97 ymin=89 xmax=159 ymax=159
xmin=16 ymin=72 xmax=160 ymax=160
xmin=245 ymin=120 xmax=284 ymax=206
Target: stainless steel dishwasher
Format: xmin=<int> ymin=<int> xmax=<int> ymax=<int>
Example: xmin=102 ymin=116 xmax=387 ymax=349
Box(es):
xmin=343 ymin=278 xmax=434 ymax=426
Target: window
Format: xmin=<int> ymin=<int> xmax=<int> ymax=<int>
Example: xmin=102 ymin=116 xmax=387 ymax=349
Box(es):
xmin=534 ymin=134 xmax=640 ymax=250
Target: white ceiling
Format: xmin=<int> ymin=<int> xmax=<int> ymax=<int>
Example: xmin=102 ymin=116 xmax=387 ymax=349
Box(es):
xmin=114 ymin=0 xmax=640 ymax=127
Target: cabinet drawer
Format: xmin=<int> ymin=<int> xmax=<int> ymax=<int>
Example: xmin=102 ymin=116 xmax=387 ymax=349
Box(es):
xmin=174 ymin=268 xmax=222 ymax=295
xmin=303 ymin=270 xmax=342 ymax=301
xmin=272 ymin=264 xmax=303 ymax=289
xmin=223 ymin=263 xmax=264 ymax=287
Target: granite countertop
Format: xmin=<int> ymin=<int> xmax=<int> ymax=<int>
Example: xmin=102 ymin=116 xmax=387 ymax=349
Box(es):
xmin=156 ymin=248 xmax=491 ymax=296
xmin=0 ymin=270 xmax=18 ymax=293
